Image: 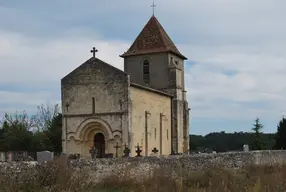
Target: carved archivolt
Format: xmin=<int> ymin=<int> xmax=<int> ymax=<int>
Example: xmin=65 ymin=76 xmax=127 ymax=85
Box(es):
xmin=67 ymin=117 xmax=113 ymax=142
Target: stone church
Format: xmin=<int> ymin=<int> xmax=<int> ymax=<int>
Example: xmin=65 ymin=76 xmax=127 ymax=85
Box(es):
xmin=61 ymin=15 xmax=190 ymax=158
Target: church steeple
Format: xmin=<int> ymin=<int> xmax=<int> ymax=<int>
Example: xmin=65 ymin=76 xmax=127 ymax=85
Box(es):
xmin=120 ymin=15 xmax=187 ymax=60
xmin=121 ymin=15 xmax=189 ymax=154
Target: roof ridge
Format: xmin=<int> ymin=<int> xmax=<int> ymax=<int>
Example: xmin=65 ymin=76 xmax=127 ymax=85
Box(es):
xmin=153 ymin=16 xmax=168 ymax=48
xmin=61 ymin=57 xmax=127 ymax=81
xmin=154 ymin=16 xmax=180 ymax=53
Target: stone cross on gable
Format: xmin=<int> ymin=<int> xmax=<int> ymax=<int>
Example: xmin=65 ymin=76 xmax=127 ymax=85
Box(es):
xmin=90 ymin=47 xmax=98 ymax=57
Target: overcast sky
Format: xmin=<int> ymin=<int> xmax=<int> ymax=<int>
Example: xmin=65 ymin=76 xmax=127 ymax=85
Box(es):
xmin=0 ymin=0 xmax=286 ymax=135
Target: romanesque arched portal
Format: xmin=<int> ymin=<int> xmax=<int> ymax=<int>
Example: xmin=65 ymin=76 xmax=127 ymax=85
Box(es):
xmin=94 ymin=132 xmax=105 ymax=158
xmin=67 ymin=117 xmax=115 ymax=158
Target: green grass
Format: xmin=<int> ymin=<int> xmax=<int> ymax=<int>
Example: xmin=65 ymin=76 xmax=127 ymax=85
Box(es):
xmin=1 ymin=158 xmax=286 ymax=191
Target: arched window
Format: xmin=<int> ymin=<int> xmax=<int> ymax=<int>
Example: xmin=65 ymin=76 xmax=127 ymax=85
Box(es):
xmin=143 ymin=59 xmax=150 ymax=84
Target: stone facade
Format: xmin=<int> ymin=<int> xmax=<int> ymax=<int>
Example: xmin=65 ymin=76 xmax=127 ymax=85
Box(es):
xmin=129 ymin=84 xmax=172 ymax=156
xmin=121 ymin=16 xmax=190 ymax=154
xmin=61 ymin=58 xmax=130 ymax=157
xmin=61 ymin=57 xmax=174 ymax=158
xmin=61 ymin=15 xmax=190 ymax=158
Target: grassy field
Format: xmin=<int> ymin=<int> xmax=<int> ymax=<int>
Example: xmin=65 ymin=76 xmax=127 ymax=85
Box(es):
xmin=1 ymin=159 xmax=286 ymax=192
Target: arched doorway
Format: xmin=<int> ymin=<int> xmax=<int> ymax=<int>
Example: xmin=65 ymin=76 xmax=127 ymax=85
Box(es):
xmin=94 ymin=133 xmax=105 ymax=158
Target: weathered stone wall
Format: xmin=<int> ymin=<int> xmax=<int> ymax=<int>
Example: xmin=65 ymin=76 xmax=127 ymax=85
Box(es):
xmin=61 ymin=57 xmax=130 ymax=157
xmin=129 ymin=85 xmax=172 ymax=157
xmin=1 ymin=150 xmax=286 ymax=184
xmin=124 ymin=52 xmax=170 ymax=90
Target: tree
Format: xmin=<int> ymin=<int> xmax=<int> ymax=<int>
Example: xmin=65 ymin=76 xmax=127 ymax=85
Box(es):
xmin=274 ymin=117 xmax=286 ymax=149
xmin=34 ymin=103 xmax=60 ymax=131
xmin=2 ymin=121 xmax=34 ymax=151
xmin=251 ymin=117 xmax=264 ymax=150
xmin=0 ymin=104 xmax=62 ymax=152
xmin=189 ymin=135 xmax=197 ymax=152
xmin=190 ymin=132 xmax=275 ymax=152
xmin=0 ymin=125 xmax=4 ymax=151
xmin=2 ymin=111 xmax=37 ymax=131
xmin=43 ymin=113 xmax=62 ymax=152
xmin=33 ymin=103 xmax=62 ymax=152
xmin=1 ymin=111 xmax=36 ymax=151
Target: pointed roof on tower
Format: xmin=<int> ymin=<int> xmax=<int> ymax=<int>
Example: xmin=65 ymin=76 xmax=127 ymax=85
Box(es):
xmin=120 ymin=15 xmax=187 ymax=60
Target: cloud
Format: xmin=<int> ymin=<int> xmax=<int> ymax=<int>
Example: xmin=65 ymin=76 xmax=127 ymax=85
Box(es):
xmin=0 ymin=30 xmax=128 ymax=84
xmin=0 ymin=29 xmax=128 ymax=116
xmin=0 ymin=0 xmax=286 ymax=134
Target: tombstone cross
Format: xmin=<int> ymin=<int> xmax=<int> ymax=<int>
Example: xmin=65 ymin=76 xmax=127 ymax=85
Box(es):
xmin=135 ymin=143 xmax=142 ymax=157
xmin=89 ymin=147 xmax=97 ymax=160
xmin=90 ymin=47 xmax=98 ymax=57
xmin=65 ymin=102 xmax=70 ymax=112
xmin=123 ymin=146 xmax=131 ymax=157
xmin=114 ymin=142 xmax=121 ymax=158
xmin=152 ymin=147 xmax=159 ymax=154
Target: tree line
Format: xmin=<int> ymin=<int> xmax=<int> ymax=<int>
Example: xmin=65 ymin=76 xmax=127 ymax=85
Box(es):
xmin=190 ymin=117 xmax=286 ymax=152
xmin=0 ymin=104 xmax=62 ymax=153
xmin=1 ymin=105 xmax=286 ymax=154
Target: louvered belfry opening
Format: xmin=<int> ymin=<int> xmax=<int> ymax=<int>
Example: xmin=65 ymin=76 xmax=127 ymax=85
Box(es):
xmin=143 ymin=59 xmax=150 ymax=85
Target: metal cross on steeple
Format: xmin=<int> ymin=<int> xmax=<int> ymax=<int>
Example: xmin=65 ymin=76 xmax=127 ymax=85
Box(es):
xmin=151 ymin=1 xmax=156 ymax=16
xmin=90 ymin=47 xmax=98 ymax=58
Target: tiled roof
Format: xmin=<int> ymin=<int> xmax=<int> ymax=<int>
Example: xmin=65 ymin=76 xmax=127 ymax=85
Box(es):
xmin=120 ymin=16 xmax=187 ymax=60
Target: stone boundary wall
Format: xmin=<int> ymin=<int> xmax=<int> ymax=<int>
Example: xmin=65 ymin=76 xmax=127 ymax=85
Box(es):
xmin=1 ymin=150 xmax=286 ymax=183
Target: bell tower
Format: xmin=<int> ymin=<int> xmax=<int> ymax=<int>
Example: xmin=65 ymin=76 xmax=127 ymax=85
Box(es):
xmin=120 ymin=15 xmax=190 ymax=154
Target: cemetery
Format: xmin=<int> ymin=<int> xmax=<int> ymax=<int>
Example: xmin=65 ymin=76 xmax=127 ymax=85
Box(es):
xmin=1 ymin=148 xmax=286 ymax=190
xmin=1 ymin=149 xmax=286 ymax=180
xmin=0 ymin=1 xmax=285 ymax=190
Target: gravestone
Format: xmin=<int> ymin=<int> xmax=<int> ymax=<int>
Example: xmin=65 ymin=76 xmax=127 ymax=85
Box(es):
xmin=60 ymin=152 xmax=68 ymax=162
xmin=26 ymin=156 xmax=35 ymax=161
xmin=0 ymin=152 xmax=5 ymax=162
xmin=37 ymin=151 xmax=54 ymax=163
xmin=243 ymin=144 xmax=249 ymax=152
xmin=114 ymin=142 xmax=121 ymax=158
xmin=135 ymin=143 xmax=142 ymax=157
xmin=68 ymin=153 xmax=80 ymax=160
xmin=68 ymin=154 xmax=77 ymax=160
xmin=89 ymin=147 xmax=98 ymax=160
xmin=123 ymin=147 xmax=131 ymax=157
xmin=6 ymin=152 xmax=13 ymax=162
xmin=105 ymin=153 xmax=113 ymax=158
xmin=152 ymin=147 xmax=159 ymax=154
xmin=150 ymin=147 xmax=159 ymax=156
xmin=15 ymin=151 xmax=28 ymax=161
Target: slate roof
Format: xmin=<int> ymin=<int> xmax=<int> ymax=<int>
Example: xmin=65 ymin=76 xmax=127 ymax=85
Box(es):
xmin=120 ymin=15 xmax=187 ymax=60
